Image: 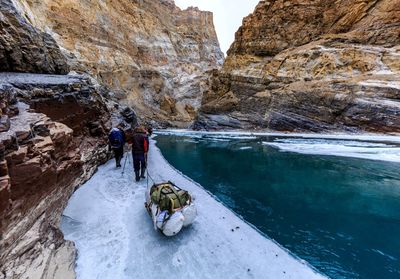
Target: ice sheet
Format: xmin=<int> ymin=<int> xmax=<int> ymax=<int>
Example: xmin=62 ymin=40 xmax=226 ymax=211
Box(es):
xmin=61 ymin=141 xmax=325 ymax=279
xmin=155 ymin=129 xmax=400 ymax=143
xmin=263 ymin=138 xmax=400 ymax=163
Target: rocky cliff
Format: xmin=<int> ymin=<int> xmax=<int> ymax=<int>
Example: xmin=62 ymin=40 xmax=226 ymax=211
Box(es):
xmin=0 ymin=73 xmax=114 ymax=279
xmin=0 ymin=0 xmax=222 ymax=277
xmin=0 ymin=0 xmax=223 ymax=277
xmin=0 ymin=0 xmax=68 ymax=74
xmin=14 ymin=0 xmax=224 ymax=127
xmin=196 ymin=0 xmax=400 ymax=133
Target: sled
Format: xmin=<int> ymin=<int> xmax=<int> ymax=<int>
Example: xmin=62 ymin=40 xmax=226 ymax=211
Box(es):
xmin=145 ymin=181 xmax=197 ymax=236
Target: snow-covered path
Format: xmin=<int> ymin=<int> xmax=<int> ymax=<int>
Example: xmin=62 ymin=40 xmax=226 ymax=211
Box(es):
xmin=61 ymin=140 xmax=325 ymax=279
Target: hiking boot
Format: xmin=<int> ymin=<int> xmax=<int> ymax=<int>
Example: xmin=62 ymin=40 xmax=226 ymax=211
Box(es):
xmin=140 ymin=168 xmax=146 ymax=179
xmin=135 ymin=171 xmax=140 ymax=182
xmin=116 ymin=158 xmax=122 ymax=168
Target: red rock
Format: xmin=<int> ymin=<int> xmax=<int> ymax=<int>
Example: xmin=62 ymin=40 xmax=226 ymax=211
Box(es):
xmin=9 ymin=157 xmax=42 ymax=185
xmin=0 ymin=176 xmax=11 ymax=218
xmin=0 ymin=73 xmax=111 ymax=277
xmin=5 ymin=147 xmax=27 ymax=165
xmin=0 ymin=115 xmax=10 ymax=132
xmin=0 ymin=161 xmax=8 ymax=177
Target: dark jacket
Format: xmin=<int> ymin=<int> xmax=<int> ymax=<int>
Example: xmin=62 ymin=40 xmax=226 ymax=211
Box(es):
xmin=131 ymin=131 xmax=149 ymax=154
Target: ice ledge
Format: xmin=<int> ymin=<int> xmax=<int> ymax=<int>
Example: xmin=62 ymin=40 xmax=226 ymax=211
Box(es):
xmin=62 ymin=139 xmax=325 ymax=279
xmin=155 ymin=129 xmax=400 ymax=143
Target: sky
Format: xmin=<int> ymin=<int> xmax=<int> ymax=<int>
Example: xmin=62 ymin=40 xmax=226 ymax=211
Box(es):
xmin=174 ymin=0 xmax=260 ymax=55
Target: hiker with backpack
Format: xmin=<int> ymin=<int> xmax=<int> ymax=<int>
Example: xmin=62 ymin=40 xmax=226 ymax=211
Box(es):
xmin=130 ymin=126 xmax=149 ymax=181
xmin=108 ymin=124 xmax=126 ymax=168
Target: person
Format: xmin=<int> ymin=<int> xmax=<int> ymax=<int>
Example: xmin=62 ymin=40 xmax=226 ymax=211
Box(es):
xmin=130 ymin=126 xmax=149 ymax=181
xmin=108 ymin=125 xmax=126 ymax=168
xmin=146 ymin=125 xmax=153 ymax=136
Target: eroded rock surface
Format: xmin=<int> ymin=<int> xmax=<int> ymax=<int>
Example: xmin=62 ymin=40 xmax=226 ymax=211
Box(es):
xmin=0 ymin=73 xmax=112 ymax=279
xmin=14 ymin=0 xmax=224 ymax=126
xmin=196 ymin=0 xmax=400 ymax=133
xmin=0 ymin=0 xmax=69 ymax=74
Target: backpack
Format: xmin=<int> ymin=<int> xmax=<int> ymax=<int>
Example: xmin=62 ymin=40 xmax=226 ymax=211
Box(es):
xmin=109 ymin=128 xmax=124 ymax=149
xmin=150 ymin=182 xmax=191 ymax=213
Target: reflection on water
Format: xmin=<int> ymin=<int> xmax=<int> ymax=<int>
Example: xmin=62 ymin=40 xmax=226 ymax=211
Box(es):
xmin=156 ymin=134 xmax=400 ymax=279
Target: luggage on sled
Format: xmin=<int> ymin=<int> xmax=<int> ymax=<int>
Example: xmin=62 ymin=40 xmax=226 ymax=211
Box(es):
xmin=145 ymin=181 xmax=197 ymax=236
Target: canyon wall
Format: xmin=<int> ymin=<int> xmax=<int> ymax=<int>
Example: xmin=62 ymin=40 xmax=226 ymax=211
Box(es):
xmin=15 ymin=0 xmax=224 ymax=127
xmin=0 ymin=73 xmax=115 ymax=279
xmin=196 ymin=0 xmax=400 ymax=133
xmin=0 ymin=2 xmax=120 ymax=278
xmin=0 ymin=0 xmax=223 ymax=278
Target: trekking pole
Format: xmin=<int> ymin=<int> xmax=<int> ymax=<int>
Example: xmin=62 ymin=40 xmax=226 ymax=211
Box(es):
xmin=121 ymin=153 xmax=129 ymax=176
xmin=122 ymin=146 xmax=131 ymax=175
xmin=127 ymin=150 xmax=132 ymax=165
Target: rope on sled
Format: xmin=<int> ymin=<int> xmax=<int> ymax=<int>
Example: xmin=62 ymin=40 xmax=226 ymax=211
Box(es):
xmin=147 ymin=169 xmax=156 ymax=190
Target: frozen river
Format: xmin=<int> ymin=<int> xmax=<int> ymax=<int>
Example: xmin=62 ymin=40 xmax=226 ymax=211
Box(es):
xmin=61 ymin=140 xmax=323 ymax=279
xmin=155 ymin=131 xmax=400 ymax=278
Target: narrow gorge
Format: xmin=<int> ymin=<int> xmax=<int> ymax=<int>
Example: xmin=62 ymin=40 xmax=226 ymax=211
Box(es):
xmin=0 ymin=0 xmax=223 ymax=277
xmin=14 ymin=0 xmax=224 ymax=127
xmin=1 ymin=0 xmax=399 ymax=278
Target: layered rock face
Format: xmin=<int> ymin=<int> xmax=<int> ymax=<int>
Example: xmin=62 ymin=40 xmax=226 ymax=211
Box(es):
xmin=15 ymin=0 xmax=223 ymax=126
xmin=196 ymin=0 xmax=400 ymax=133
xmin=0 ymin=0 xmax=221 ymax=277
xmin=0 ymin=2 xmax=115 ymax=277
xmin=0 ymin=1 xmax=186 ymax=277
xmin=0 ymin=73 xmax=112 ymax=278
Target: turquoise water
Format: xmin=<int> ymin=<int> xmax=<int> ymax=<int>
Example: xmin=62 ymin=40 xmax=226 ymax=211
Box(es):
xmin=155 ymin=134 xmax=400 ymax=279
